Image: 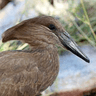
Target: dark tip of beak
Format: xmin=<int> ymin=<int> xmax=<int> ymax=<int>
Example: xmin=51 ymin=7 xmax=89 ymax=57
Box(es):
xmin=58 ymin=31 xmax=90 ymax=63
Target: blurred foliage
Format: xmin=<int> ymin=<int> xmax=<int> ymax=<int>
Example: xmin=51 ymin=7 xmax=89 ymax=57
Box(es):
xmin=0 ymin=0 xmax=96 ymax=53
xmin=67 ymin=0 xmax=96 ymax=47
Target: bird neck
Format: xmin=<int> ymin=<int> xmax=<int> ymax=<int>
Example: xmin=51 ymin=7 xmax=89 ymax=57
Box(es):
xmin=30 ymin=44 xmax=59 ymax=72
xmin=28 ymin=44 xmax=59 ymax=91
xmin=32 ymin=44 xmax=60 ymax=89
xmin=29 ymin=43 xmax=55 ymax=51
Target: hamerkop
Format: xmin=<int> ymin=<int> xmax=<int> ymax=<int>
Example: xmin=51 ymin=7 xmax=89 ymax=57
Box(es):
xmin=0 ymin=15 xmax=90 ymax=96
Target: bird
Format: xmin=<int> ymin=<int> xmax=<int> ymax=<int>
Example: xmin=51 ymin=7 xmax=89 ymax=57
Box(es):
xmin=0 ymin=15 xmax=90 ymax=96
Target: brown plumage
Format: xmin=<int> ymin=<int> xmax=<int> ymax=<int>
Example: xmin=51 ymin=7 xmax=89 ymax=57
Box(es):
xmin=0 ymin=0 xmax=15 ymax=10
xmin=0 ymin=0 xmax=12 ymax=9
xmin=0 ymin=15 xmax=90 ymax=96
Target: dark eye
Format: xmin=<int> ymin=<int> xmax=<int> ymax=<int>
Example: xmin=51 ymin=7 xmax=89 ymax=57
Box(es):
xmin=48 ymin=24 xmax=56 ymax=30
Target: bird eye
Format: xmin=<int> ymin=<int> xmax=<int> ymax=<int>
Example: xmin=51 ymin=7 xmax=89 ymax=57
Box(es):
xmin=48 ymin=24 xmax=56 ymax=30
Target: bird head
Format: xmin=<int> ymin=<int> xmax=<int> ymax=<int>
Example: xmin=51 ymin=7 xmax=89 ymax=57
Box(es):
xmin=2 ymin=15 xmax=90 ymax=63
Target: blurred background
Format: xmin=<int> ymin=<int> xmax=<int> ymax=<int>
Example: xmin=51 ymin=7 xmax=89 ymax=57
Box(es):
xmin=0 ymin=0 xmax=96 ymax=96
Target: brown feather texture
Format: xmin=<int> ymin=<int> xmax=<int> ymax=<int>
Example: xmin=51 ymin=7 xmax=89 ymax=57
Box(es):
xmin=0 ymin=0 xmax=11 ymax=9
xmin=0 ymin=15 xmax=90 ymax=96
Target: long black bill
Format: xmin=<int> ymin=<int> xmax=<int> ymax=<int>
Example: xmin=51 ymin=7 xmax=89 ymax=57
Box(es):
xmin=58 ymin=31 xmax=90 ymax=63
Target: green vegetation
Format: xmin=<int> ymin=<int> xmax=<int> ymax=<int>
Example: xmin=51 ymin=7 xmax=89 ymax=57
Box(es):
xmin=67 ymin=0 xmax=96 ymax=47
